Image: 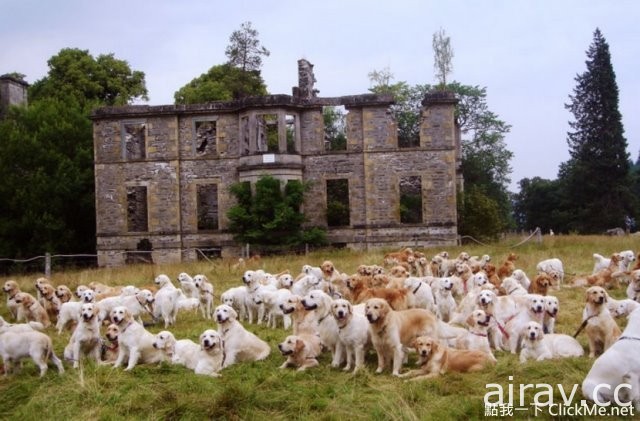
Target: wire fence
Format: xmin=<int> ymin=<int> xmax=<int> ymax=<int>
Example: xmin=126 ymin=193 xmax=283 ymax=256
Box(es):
xmin=0 ymin=230 xmax=544 ymax=277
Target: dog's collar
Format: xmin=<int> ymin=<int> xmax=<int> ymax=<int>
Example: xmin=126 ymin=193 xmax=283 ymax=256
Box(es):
xmin=413 ymin=283 xmax=422 ymax=294
xmin=120 ymin=321 xmax=133 ymax=333
xmin=470 ymin=331 xmax=488 ymax=337
xmin=573 ymin=314 xmax=597 ymax=338
xmin=508 ymin=287 xmax=520 ymax=295
xmin=317 ymin=314 xmax=329 ymax=324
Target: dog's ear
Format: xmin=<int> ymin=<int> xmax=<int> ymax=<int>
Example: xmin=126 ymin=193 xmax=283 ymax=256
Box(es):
xmin=466 ymin=312 xmax=475 ymax=327
xmin=199 ymin=333 xmax=206 ymax=351
xmin=295 ymin=338 xmax=305 ymax=353
xmin=585 ymin=289 xmax=592 ymax=302
xmin=229 ymin=306 xmax=238 ymax=319
xmin=603 ymin=290 xmax=610 ymax=303
xmin=347 ymin=302 xmax=353 ymax=315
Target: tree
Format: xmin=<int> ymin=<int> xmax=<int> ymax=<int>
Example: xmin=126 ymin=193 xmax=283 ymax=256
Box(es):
xmin=0 ymin=48 xmax=148 ymax=260
xmin=174 ymin=63 xmax=268 ymax=104
xmin=323 ymin=106 xmax=347 ymax=151
xmin=227 ymin=176 xmax=326 ymax=251
xmin=562 ymin=28 xmax=634 ymax=233
xmin=432 ymin=28 xmax=454 ymax=88
xmin=29 ymin=48 xmax=148 ymax=108
xmin=225 ymin=21 xmax=270 ymax=72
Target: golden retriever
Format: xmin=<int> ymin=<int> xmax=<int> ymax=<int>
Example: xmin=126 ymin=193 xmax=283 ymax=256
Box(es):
xmin=398 ymin=336 xmax=494 ymax=380
xmin=347 ymin=276 xmax=413 ymax=310
xmin=63 ymin=303 xmax=102 ymax=368
xmin=582 ymin=286 xmax=621 ymax=357
xmin=2 ymin=280 xmax=22 ymax=319
xmin=195 ymin=329 xmax=224 ymax=376
xmin=110 ymin=306 xmax=166 ymax=370
xmin=152 ymin=330 xmax=200 ymax=370
xmin=0 ymin=329 xmax=65 ymax=377
xmin=214 ymin=304 xmax=271 ymax=367
xmin=330 ymin=298 xmax=370 ymax=373
xmin=529 ymin=273 xmax=552 ymax=296
xmin=497 ymin=252 xmax=518 ymax=280
xmin=519 ymin=321 xmax=584 ymax=363
xmin=13 ymin=292 xmax=50 ymax=328
xmin=587 ymin=254 xmax=624 ymax=289
xmin=279 ymin=294 xmax=318 ymax=335
xmin=364 ymin=298 xmax=439 ymax=376
xmin=455 ymin=309 xmax=496 ymax=362
xmin=278 ymin=334 xmax=322 ymax=371
xmin=55 ymin=285 xmax=74 ymax=303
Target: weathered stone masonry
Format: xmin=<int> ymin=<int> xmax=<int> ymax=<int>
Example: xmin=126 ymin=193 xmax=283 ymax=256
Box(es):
xmin=91 ymin=60 xmax=461 ymax=267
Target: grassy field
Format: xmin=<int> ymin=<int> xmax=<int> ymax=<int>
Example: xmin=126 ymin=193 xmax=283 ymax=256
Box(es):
xmin=1 ymin=234 xmax=639 ymax=420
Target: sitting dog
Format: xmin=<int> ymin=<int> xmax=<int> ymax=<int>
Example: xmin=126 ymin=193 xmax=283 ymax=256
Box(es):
xmin=519 ymin=321 xmax=584 ymax=363
xmin=278 ymin=334 xmax=322 ymax=371
xmin=398 ymin=336 xmax=494 ymax=380
xmin=110 ymin=306 xmax=166 ymax=370
xmin=2 ymin=280 xmax=22 ymax=320
xmin=582 ymin=286 xmax=621 ymax=357
xmin=454 ymin=309 xmax=496 ymax=362
xmin=214 ymin=304 xmax=270 ymax=367
xmin=330 ymin=298 xmax=370 ymax=373
xmin=152 ymin=330 xmax=200 ymax=370
xmin=64 ymin=303 xmax=102 ymax=368
xmin=13 ymin=292 xmax=50 ymax=328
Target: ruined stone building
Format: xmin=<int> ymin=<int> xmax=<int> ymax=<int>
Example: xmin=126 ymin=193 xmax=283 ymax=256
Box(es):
xmin=91 ymin=59 xmax=461 ymax=267
xmin=0 ymin=74 xmax=29 ymax=119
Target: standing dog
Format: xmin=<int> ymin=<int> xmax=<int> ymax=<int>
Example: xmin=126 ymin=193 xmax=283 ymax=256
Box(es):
xmin=64 ymin=303 xmax=102 ymax=368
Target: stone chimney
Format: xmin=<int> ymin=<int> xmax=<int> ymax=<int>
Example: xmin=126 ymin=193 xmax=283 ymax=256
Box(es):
xmin=292 ymin=59 xmax=319 ymax=99
xmin=0 ymin=74 xmax=29 ymax=119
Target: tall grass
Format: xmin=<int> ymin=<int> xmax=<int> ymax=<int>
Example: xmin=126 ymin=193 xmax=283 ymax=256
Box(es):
xmin=1 ymin=235 xmax=639 ymax=420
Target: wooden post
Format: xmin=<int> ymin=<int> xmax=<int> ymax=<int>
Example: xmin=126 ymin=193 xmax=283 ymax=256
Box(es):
xmin=45 ymin=253 xmax=51 ymax=279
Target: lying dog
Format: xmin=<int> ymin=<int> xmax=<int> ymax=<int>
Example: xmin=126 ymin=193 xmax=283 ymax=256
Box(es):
xmin=110 ymin=306 xmax=165 ymax=370
xmin=215 ymin=304 xmax=270 ymax=367
xmin=455 ymin=309 xmax=496 ymax=362
xmin=519 ymin=321 xmax=584 ymax=363
xmin=278 ymin=334 xmax=322 ymax=371
xmin=398 ymin=336 xmax=494 ymax=380
xmin=152 ymin=330 xmax=200 ymax=370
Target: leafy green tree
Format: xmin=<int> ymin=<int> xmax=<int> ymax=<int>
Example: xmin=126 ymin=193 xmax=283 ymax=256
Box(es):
xmin=561 ymin=28 xmax=634 ymax=233
xmin=457 ymin=186 xmax=502 ymax=241
xmin=29 ymin=48 xmax=148 ymax=108
xmin=323 ymin=106 xmax=347 ymax=151
xmin=174 ymin=63 xmax=268 ymax=104
xmin=227 ymin=176 xmax=326 ymax=250
xmin=225 ymin=21 xmax=270 ymax=72
xmin=0 ymin=98 xmax=94 ymax=257
xmin=513 ymin=177 xmax=566 ymax=233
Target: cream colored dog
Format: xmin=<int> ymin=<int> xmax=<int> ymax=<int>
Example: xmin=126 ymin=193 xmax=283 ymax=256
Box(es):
xmin=215 ymin=304 xmax=270 ymax=367
xmin=455 ymin=309 xmax=496 ymax=362
xmin=330 ymin=298 xmax=370 ymax=373
xmin=278 ymin=334 xmax=322 ymax=371
xmin=519 ymin=321 xmax=584 ymax=363
xmin=13 ymin=292 xmax=50 ymax=328
xmin=64 ymin=303 xmax=102 ymax=368
xmin=0 ymin=329 xmax=64 ymax=377
xmin=152 ymin=330 xmax=200 ymax=370
xmin=364 ymin=298 xmax=440 ymax=376
xmin=3 ymin=280 xmax=22 ymax=319
xmin=110 ymin=306 xmax=166 ymax=370
xmin=195 ymin=329 xmax=224 ymax=376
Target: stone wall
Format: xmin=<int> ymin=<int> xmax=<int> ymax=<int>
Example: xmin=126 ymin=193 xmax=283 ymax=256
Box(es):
xmin=0 ymin=75 xmax=28 ymax=119
xmin=91 ymin=62 xmax=460 ymax=266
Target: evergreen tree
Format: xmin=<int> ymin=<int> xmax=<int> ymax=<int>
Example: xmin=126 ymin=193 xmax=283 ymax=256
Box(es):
xmin=563 ymin=28 xmax=634 ymax=233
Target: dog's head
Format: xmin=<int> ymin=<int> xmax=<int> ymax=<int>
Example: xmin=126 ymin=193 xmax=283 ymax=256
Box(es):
xmin=193 ymin=274 xmax=208 ymax=289
xmin=55 ymin=285 xmax=73 ymax=302
xmin=439 ymin=277 xmax=454 ymax=291
xmin=105 ymin=323 xmax=120 ymax=342
xmin=277 ymin=274 xmax=294 ymax=289
xmin=200 ymin=329 xmax=223 ymax=352
xmin=81 ymin=303 xmax=98 ymax=322
xmin=215 ymin=304 xmax=237 ymax=324
xmin=177 ymin=272 xmax=192 ymax=285
xmin=41 ymin=283 xmax=56 ymax=300
xmin=544 ymin=296 xmax=559 ymax=317
xmin=136 ymin=289 xmax=154 ymax=305
xmin=110 ymin=306 xmax=131 ymax=325
xmin=630 ymin=270 xmax=640 ymax=288
xmin=76 ymin=285 xmax=88 ymax=298
xmin=468 ymin=309 xmax=490 ymax=328
xmin=154 ymin=274 xmax=171 ymax=287
xmin=528 ymin=294 xmax=546 ymax=314
xmin=364 ymin=298 xmax=390 ymax=324
xmin=533 ymin=273 xmax=551 ymax=292
xmin=3 ymin=280 xmax=19 ymax=295
xmin=278 ymin=335 xmax=304 ymax=356
xmin=302 ymin=290 xmax=327 ymax=311
xmin=321 ymin=261 xmax=335 ymax=277
xmin=279 ymin=295 xmax=302 ymax=315
xmin=413 ymin=336 xmax=437 ymax=359
xmin=35 ymin=277 xmax=51 ymax=294
xmin=507 ymin=253 xmax=518 ymax=262
xmin=477 ymin=290 xmax=495 ymax=307
xmin=346 ymin=275 xmax=364 ymax=291
xmin=331 ymin=299 xmax=352 ymax=321
xmin=81 ymin=289 xmax=96 ymax=303
xmin=457 ymin=252 xmax=470 ymax=262
xmin=14 ymin=292 xmax=34 ymax=307
xmin=524 ymin=321 xmax=544 ymax=341
xmin=390 ymin=265 xmax=409 ymax=278
xmin=152 ymin=331 xmax=176 ymax=351
xmin=586 ymin=286 xmax=608 ymax=306
xmin=511 ymin=269 xmax=526 ymax=282
xmin=472 ymin=272 xmax=489 ymax=288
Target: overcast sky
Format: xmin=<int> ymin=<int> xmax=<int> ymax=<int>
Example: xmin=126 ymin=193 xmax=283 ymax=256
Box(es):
xmin=2 ymin=0 xmax=638 ymax=192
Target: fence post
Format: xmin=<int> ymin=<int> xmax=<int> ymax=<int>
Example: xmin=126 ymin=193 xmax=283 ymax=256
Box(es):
xmin=536 ymin=227 xmax=542 ymax=244
xmin=45 ymin=252 xmax=51 ymax=279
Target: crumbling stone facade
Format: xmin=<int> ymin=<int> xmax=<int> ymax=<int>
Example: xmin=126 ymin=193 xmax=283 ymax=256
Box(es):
xmin=0 ymin=75 xmax=28 ymax=119
xmin=91 ymin=59 xmax=461 ymax=267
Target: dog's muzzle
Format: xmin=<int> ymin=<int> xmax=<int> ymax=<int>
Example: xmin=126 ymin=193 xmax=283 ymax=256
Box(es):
xmin=366 ymin=314 xmax=376 ymax=323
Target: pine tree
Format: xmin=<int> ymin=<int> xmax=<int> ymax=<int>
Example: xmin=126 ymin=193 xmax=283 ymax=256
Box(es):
xmin=563 ymin=28 xmax=634 ymax=233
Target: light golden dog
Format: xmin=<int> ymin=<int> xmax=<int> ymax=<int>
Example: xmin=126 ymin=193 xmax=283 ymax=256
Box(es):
xmin=152 ymin=330 xmax=200 ymax=370
xmin=214 ymin=304 xmax=271 ymax=367
xmin=0 ymin=329 xmax=65 ymax=377
xmin=582 ymin=286 xmax=621 ymax=357
xmin=455 ymin=309 xmax=496 ymax=362
xmin=398 ymin=336 xmax=494 ymax=380
xmin=278 ymin=334 xmax=322 ymax=371
xmin=364 ymin=298 xmax=439 ymax=376
xmin=55 ymin=285 xmax=74 ymax=303
xmin=279 ymin=294 xmax=317 ymax=335
xmin=13 ymin=292 xmax=50 ymax=328
xmin=347 ymin=276 xmax=413 ymax=310
xmin=519 ymin=321 xmax=584 ymax=363
xmin=64 ymin=303 xmax=102 ymax=368
xmin=2 ymin=280 xmax=22 ymax=319
xmin=330 ymin=298 xmax=370 ymax=373
xmin=497 ymin=252 xmax=518 ymax=280
xmin=195 ymin=329 xmax=224 ymax=376
xmin=110 ymin=306 xmax=166 ymax=370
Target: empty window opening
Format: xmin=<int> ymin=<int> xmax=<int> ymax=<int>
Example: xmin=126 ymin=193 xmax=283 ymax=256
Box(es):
xmin=124 ymin=123 xmax=146 ymax=160
xmin=256 ymin=114 xmax=279 ymax=153
xmin=197 ymin=184 xmax=219 ymax=231
xmin=240 ymin=116 xmax=250 ymax=155
xmin=326 ymin=179 xmax=350 ymax=226
xmin=127 ymin=186 xmax=148 ymax=232
xmin=400 ymin=176 xmax=423 ymax=223
xmin=286 ymin=114 xmax=297 ymax=153
xmin=126 ymin=239 xmax=153 ymax=264
xmin=323 ymin=106 xmax=347 ymax=151
xmin=396 ymin=108 xmax=420 ymax=148
xmin=195 ymin=120 xmax=217 ymax=155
